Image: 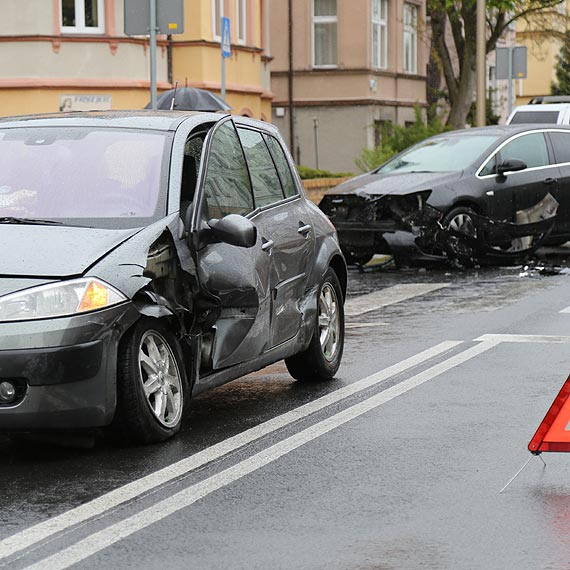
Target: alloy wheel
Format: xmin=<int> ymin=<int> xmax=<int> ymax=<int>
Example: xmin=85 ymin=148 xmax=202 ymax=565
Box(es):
xmin=318 ymin=282 xmax=340 ymax=362
xmin=448 ymin=212 xmax=477 ymax=238
xmin=138 ymin=331 xmax=183 ymax=428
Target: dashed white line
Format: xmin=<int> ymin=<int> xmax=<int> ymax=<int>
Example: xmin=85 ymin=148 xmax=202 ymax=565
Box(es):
xmin=475 ymin=333 xmax=570 ymax=344
xmin=560 ymin=305 xmax=570 ymax=314
xmin=19 ymin=340 xmax=498 ymax=570
xmin=345 ymin=283 xmax=449 ymax=317
xmin=0 ymin=341 xmax=461 ymax=564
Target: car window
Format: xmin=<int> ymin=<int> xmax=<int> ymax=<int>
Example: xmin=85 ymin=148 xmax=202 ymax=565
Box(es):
xmin=549 ymin=131 xmax=570 ymax=164
xmin=377 ymin=135 xmax=500 ymax=174
xmin=237 ymin=128 xmax=284 ymax=208
xmin=180 ymin=133 xmax=205 ymax=218
xmin=264 ymin=134 xmax=298 ymax=198
xmin=509 ymin=111 xmax=560 ymax=124
xmin=480 ymin=154 xmax=497 ymax=176
xmin=203 ymin=121 xmax=254 ymax=219
xmin=499 ymin=133 xmax=549 ymax=169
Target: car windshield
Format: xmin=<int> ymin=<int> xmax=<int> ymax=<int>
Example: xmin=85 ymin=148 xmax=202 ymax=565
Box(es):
xmin=0 ymin=127 xmax=170 ymax=228
xmin=376 ymin=134 xmax=500 ymax=174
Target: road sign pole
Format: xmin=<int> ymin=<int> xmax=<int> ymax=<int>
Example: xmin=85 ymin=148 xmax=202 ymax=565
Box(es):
xmin=149 ymin=0 xmax=158 ymax=109
xmin=508 ymin=46 xmax=513 ymax=117
xmin=476 ymin=0 xmax=486 ymax=127
xmin=220 ymin=17 xmax=231 ymax=106
xmin=221 ymin=46 xmax=226 ymax=103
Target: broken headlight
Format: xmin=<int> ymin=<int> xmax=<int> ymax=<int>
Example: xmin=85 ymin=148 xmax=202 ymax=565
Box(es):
xmin=0 ymin=278 xmax=127 ymax=322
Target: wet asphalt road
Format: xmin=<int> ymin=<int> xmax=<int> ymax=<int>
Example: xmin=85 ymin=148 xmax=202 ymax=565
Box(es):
xmin=4 ymin=248 xmax=570 ymax=569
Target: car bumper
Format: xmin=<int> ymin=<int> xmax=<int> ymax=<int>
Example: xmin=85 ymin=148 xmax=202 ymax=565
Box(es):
xmin=0 ymin=303 xmax=139 ymax=431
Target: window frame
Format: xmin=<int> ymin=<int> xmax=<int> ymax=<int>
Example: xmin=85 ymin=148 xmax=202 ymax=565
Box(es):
xmin=403 ymin=2 xmax=418 ymax=75
xmin=263 ymin=133 xmax=300 ymax=199
xmin=212 ymin=0 xmax=224 ymax=41
xmin=312 ymin=0 xmax=338 ymax=69
xmin=476 ymin=130 xmax=556 ymax=179
xmin=236 ymin=0 xmax=247 ymax=45
xmin=60 ymin=0 xmax=105 ymax=35
xmin=371 ymin=0 xmax=388 ymax=70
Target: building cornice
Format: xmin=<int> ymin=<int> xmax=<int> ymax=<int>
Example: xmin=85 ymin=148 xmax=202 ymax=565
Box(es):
xmin=272 ymin=68 xmax=427 ymax=81
xmin=272 ymin=97 xmax=428 ymax=108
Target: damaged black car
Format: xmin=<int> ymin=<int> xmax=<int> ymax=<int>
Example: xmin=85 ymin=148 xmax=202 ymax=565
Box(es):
xmin=319 ymin=125 xmax=570 ymax=265
xmin=0 ymin=111 xmax=346 ymax=444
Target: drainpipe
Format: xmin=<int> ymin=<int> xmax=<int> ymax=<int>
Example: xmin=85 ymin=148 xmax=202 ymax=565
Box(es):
xmin=288 ymin=0 xmax=295 ymax=158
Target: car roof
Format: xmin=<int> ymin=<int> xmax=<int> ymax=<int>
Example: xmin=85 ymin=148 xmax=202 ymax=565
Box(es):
xmin=0 ymin=110 xmax=227 ymax=131
xmin=511 ymin=104 xmax=569 ymax=112
xmin=433 ymin=124 xmax=570 ymax=138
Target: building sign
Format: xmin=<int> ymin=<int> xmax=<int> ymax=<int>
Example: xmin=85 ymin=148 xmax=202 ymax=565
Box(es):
xmin=59 ymin=95 xmax=112 ymax=112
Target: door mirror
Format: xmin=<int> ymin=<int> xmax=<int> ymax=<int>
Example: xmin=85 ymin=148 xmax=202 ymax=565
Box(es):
xmin=208 ymin=214 xmax=257 ymax=248
xmin=497 ymin=159 xmax=527 ymax=177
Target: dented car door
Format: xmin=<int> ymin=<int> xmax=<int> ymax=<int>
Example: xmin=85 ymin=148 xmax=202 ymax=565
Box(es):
xmin=191 ymin=118 xmax=271 ymax=370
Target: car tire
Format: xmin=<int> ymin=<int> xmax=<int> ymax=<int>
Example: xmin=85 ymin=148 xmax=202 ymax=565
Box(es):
xmin=285 ymin=267 xmax=344 ymax=382
xmin=443 ymin=206 xmax=478 ymax=238
xmin=112 ymin=318 xmax=187 ymax=445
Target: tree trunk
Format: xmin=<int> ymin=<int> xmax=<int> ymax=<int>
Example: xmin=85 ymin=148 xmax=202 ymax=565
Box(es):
xmin=446 ymin=45 xmax=477 ymax=129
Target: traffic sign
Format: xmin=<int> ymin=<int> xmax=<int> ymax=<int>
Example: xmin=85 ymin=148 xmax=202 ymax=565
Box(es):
xmin=528 ymin=375 xmax=570 ymax=453
xmin=221 ymin=17 xmax=231 ymax=58
xmin=496 ymin=46 xmax=527 ymax=80
xmin=124 ymin=0 xmax=184 ymax=35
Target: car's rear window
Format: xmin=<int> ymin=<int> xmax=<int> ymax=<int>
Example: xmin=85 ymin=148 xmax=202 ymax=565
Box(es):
xmin=0 ymin=127 xmax=170 ymax=228
xmin=509 ymin=110 xmax=560 ymax=124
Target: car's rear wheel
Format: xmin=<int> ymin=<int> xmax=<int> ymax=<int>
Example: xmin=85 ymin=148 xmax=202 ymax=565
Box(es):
xmin=443 ymin=206 xmax=478 ymax=238
xmin=285 ymin=267 xmax=344 ymax=382
xmin=113 ymin=319 xmax=187 ymax=445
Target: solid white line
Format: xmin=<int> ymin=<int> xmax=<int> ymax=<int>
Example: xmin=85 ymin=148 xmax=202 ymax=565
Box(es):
xmin=475 ymin=333 xmax=570 ymax=344
xmin=345 ymin=283 xmax=449 ymax=317
xmin=20 ymin=340 xmax=498 ymax=570
xmin=0 ymin=341 xmax=461 ymax=563
xmin=560 ymin=306 xmax=570 ymax=314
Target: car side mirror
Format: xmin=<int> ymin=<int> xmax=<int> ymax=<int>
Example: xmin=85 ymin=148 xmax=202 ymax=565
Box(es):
xmin=497 ymin=159 xmax=527 ymax=177
xmin=208 ymin=214 xmax=257 ymax=248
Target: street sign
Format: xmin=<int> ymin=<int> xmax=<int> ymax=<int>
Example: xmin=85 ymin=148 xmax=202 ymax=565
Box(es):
xmin=496 ymin=46 xmax=527 ymax=80
xmin=124 ymin=0 xmax=184 ymax=35
xmin=221 ymin=17 xmax=231 ymax=58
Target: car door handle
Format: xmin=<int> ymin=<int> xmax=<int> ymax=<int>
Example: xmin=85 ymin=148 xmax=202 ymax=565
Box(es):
xmin=298 ymin=224 xmax=312 ymax=236
xmin=543 ymin=178 xmax=558 ymax=185
xmin=261 ymin=239 xmax=274 ymax=252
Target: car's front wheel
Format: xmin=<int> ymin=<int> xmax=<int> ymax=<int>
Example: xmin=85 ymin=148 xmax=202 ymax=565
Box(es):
xmin=113 ymin=319 xmax=187 ymax=445
xmin=443 ymin=206 xmax=478 ymax=238
xmin=285 ymin=267 xmax=344 ymax=382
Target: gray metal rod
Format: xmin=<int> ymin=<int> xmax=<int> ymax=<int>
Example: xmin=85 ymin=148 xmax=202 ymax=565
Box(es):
xmin=221 ymin=55 xmax=226 ymax=104
xmin=476 ymin=0 xmax=486 ymax=126
xmin=149 ymin=0 xmax=158 ymax=110
xmin=508 ymin=46 xmax=514 ymax=116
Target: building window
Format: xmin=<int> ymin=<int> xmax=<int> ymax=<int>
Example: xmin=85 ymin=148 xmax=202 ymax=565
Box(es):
xmin=212 ymin=0 xmax=224 ymax=41
xmin=236 ymin=0 xmax=246 ymax=44
xmin=61 ymin=0 xmax=104 ymax=34
xmin=403 ymin=3 xmax=418 ymax=74
xmin=313 ymin=0 xmax=337 ymax=68
xmin=372 ymin=0 xmax=388 ymax=69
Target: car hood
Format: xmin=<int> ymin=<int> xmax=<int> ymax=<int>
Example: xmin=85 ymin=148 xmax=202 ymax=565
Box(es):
xmin=326 ymin=170 xmax=463 ymax=197
xmin=0 ymin=225 xmax=141 ymax=278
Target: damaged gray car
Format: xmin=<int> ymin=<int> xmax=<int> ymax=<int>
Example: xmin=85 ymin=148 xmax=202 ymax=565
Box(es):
xmin=0 ymin=111 xmax=346 ymax=444
xmin=319 ymin=125 xmax=570 ymax=265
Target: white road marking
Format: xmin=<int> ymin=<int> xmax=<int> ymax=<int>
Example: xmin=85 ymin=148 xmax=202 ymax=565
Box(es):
xmin=345 ymin=283 xmax=449 ymax=317
xmin=0 ymin=341 xmax=461 ymax=563
xmin=475 ymin=333 xmax=570 ymax=344
xmin=19 ymin=340 xmax=498 ymax=570
xmin=560 ymin=305 xmax=570 ymax=314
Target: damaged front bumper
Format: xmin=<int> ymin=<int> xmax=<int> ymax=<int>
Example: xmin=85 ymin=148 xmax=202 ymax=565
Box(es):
xmin=319 ymin=191 xmax=559 ymax=265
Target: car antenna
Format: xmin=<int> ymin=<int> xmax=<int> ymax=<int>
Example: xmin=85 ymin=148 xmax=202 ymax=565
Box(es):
xmin=170 ymin=81 xmax=179 ymax=110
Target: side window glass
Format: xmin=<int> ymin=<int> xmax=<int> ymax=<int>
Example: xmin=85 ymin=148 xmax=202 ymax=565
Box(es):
xmin=203 ymin=121 xmax=254 ymax=218
xmin=264 ymin=135 xmax=298 ymax=198
xmin=237 ymin=128 xmax=284 ymax=208
xmin=480 ymin=154 xmax=497 ymax=176
xmin=550 ymin=132 xmax=570 ymax=164
xmin=499 ymin=133 xmax=549 ymax=169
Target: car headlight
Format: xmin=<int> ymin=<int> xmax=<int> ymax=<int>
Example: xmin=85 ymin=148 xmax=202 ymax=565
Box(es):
xmin=0 ymin=278 xmax=127 ymax=322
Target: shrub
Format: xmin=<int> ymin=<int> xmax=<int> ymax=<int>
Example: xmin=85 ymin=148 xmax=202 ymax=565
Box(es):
xmin=355 ymin=106 xmax=449 ymax=172
xmin=297 ymin=165 xmax=354 ymax=180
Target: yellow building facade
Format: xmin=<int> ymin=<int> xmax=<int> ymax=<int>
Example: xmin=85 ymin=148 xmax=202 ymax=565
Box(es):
xmin=515 ymin=2 xmax=568 ymax=105
xmin=0 ymin=0 xmax=272 ymax=119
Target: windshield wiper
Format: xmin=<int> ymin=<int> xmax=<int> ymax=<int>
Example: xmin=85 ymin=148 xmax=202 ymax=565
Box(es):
xmin=0 ymin=217 xmax=64 ymax=226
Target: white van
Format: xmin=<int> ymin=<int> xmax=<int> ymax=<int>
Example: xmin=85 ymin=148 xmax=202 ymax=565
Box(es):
xmin=506 ymin=96 xmax=570 ymax=125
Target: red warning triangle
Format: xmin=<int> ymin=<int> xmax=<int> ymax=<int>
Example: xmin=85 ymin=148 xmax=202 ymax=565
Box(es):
xmin=529 ymin=376 xmax=570 ymax=453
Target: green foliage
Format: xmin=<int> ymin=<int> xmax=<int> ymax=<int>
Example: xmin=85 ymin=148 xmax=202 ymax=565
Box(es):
xmin=355 ymin=106 xmax=449 ymax=172
xmin=466 ymin=91 xmax=501 ymax=126
xmin=296 ymin=165 xmax=354 ymax=180
xmin=552 ymin=31 xmax=570 ymax=95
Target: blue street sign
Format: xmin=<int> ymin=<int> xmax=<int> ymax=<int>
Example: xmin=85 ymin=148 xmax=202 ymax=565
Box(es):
xmin=221 ymin=17 xmax=231 ymax=58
